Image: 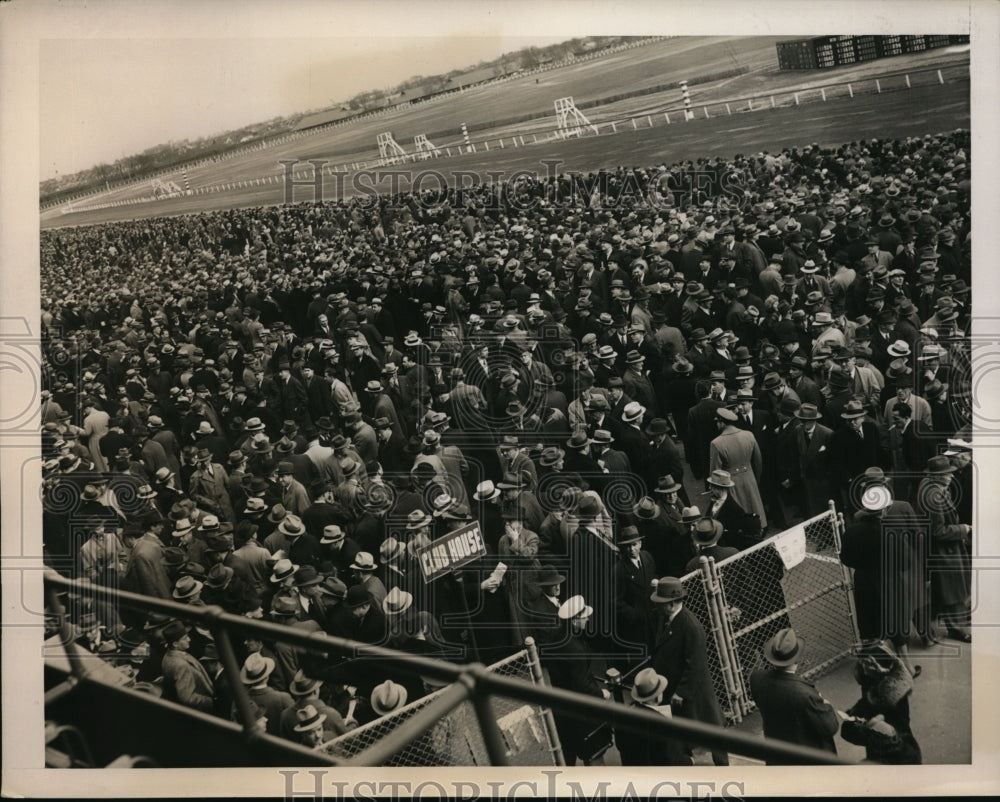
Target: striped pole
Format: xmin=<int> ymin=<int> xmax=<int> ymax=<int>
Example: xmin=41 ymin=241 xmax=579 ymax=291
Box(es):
xmin=461 ymin=123 xmax=470 ymax=152
xmin=680 ymin=80 xmax=694 ymax=120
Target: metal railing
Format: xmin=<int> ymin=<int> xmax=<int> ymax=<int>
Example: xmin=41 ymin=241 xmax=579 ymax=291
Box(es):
xmin=43 ymin=570 xmax=848 ymax=765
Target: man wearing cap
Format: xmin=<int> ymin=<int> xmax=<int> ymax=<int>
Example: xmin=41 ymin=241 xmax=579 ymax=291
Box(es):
xmin=829 ymin=400 xmax=887 ymax=515
xmin=160 ymin=621 xmax=215 ymax=714
xmin=542 ymin=594 xmax=612 ymax=765
xmin=279 ymin=670 xmax=355 ymax=742
xmin=241 ymin=652 xmax=294 ymax=735
xmin=749 ymin=628 xmax=840 ymax=764
xmin=121 ymin=522 xmax=174 ymax=607
xmin=649 ymin=577 xmax=728 ymax=765
xmin=615 ymin=667 xmax=691 ymax=765
xmin=613 ymin=525 xmax=657 ymax=667
xmin=684 ymin=518 xmax=737 ymax=573
xmin=188 ymin=447 xmax=235 ymax=523
xmin=710 ymin=407 xmax=766 ymax=531
xmin=276 ymin=460 xmax=311 ymax=517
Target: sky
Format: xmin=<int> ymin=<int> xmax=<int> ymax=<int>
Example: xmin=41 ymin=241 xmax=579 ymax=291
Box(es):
xmin=39 ymin=33 xmax=569 ymax=180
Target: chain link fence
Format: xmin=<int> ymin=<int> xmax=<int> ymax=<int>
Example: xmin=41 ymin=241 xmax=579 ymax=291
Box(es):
xmin=319 ymin=646 xmax=559 ymax=766
xmin=681 ymin=505 xmax=859 ymax=723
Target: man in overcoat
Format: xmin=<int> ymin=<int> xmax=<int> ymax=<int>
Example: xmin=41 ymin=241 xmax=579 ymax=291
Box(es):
xmin=649 ymin=577 xmax=729 ymax=765
xmin=749 ymin=628 xmax=840 ymax=764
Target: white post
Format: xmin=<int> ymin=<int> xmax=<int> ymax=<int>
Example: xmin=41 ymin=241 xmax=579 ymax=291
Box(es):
xmin=665 ymin=112 xmax=670 ymax=124
xmin=532 ymin=134 xmax=537 ymax=143
xmin=612 ymin=121 xmax=617 ymax=132
xmin=647 ymin=115 xmax=653 ymax=127
xmin=848 ymin=84 xmax=854 ymax=98
xmin=795 ymin=92 xmax=800 ymax=105
xmin=446 ymin=147 xmax=451 ymax=156
xmin=499 ymin=139 xmax=504 ymax=148
xmin=519 ymin=136 xmax=525 ymax=146
xmin=704 ymin=106 xmax=709 ymax=118
xmin=484 ymin=140 xmax=489 ymax=151
xmin=905 ymin=74 xmax=911 ymax=88
xmin=632 ymin=118 xmax=637 ymax=130
xmin=748 ymin=99 xmax=753 ymax=111
xmin=937 ymin=69 xmax=944 ymax=84
xmin=770 ymin=96 xmax=775 ymax=108
xmin=726 ymin=103 xmax=731 ymax=115
xmin=821 ymin=88 xmax=826 ymax=101
xmin=876 ymin=80 xmax=881 ymax=94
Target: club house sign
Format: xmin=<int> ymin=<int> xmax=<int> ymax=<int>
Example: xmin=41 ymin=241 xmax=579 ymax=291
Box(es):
xmin=416 ymin=522 xmax=488 ymax=581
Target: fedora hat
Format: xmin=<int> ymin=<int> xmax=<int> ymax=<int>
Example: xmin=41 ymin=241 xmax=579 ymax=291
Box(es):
xmin=533 ymin=566 xmax=566 ymax=587
xmin=172 ymin=575 xmax=203 ymax=600
xmin=319 ymin=524 xmax=346 ymax=545
xmin=794 ymin=403 xmax=821 ymax=420
xmin=645 ymin=418 xmax=670 ymax=436
xmin=382 ymin=587 xmax=414 ymax=616
xmin=406 ymin=509 xmax=433 ymax=530
xmin=654 ymin=475 xmax=682 ymax=494
xmin=278 ymin=515 xmax=306 ymax=538
xmin=204 ymin=564 xmax=234 ymax=589
xmin=826 ymin=368 xmax=851 ymax=390
xmin=350 ymin=552 xmax=377 ymax=572
xmin=633 ymin=496 xmax=661 ymax=520
xmin=926 ymin=455 xmax=957 ymax=474
xmin=616 ymin=525 xmax=643 ymax=546
xmin=270 ymin=593 xmax=299 ymax=617
xmin=558 ymin=595 xmax=594 ymax=621
xmin=379 ymin=537 xmax=406 ymax=563
xmin=706 ymin=469 xmax=735 ymax=488
xmin=840 ymin=399 xmax=867 ymax=419
xmin=289 ymin=670 xmax=323 ymax=697
xmin=763 ymin=627 xmax=804 ymax=667
xmin=318 ymin=576 xmax=348 ymax=600
xmin=692 ymin=517 xmax=724 ymax=547
xmin=293 ymin=704 xmax=327 ymax=733
xmin=269 ymin=558 xmax=298 ymax=583
xmin=474 ymin=480 xmax=501 ymax=502
xmin=592 ymin=429 xmax=615 ymax=445
xmin=345 ymin=584 xmax=373 ymax=608
xmin=161 ymin=620 xmax=190 ymax=645
xmin=430 ymin=493 xmax=456 ymax=517
xmin=622 ymin=401 xmax=646 ymax=422
xmin=243 ymin=497 xmax=267 ymax=514
xmin=240 ymin=652 xmax=276 ymax=685
xmin=680 ymin=506 xmax=702 ymax=524
xmin=162 ymin=546 xmax=186 ymax=567
xmin=762 ymin=372 xmax=783 ymax=391
xmin=631 ymin=667 xmax=669 ymax=704
xmin=924 ymin=380 xmax=948 ymax=400
xmin=371 ymin=680 xmax=409 ymax=715
xmin=565 ymin=430 xmax=591 ymax=450
xmin=650 ymin=576 xmax=687 ymax=603
xmin=886 ymin=340 xmax=911 ymax=358
xmin=294 ymin=565 xmax=324 ymax=587
xmin=538 ymin=446 xmax=565 ymax=467
xmin=496 ymin=471 xmax=527 ymax=490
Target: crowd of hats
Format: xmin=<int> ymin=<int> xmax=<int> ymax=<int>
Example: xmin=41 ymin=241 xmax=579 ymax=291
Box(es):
xmin=39 ymin=129 xmax=974 ymax=747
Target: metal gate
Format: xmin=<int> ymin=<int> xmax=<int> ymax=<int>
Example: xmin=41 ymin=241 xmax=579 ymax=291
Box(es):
xmin=681 ymin=503 xmax=860 ymax=723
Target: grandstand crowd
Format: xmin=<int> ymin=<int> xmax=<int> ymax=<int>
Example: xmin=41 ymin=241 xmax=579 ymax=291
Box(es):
xmin=40 ymin=129 xmax=973 ymax=764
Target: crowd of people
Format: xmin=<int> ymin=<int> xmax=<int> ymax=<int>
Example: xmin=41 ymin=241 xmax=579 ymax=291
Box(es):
xmin=40 ymin=128 xmax=973 ymax=764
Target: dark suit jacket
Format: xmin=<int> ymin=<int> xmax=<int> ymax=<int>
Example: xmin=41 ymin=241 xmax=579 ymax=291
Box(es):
xmin=613 ymin=550 xmax=658 ymax=652
xmin=685 ymin=397 xmax=723 ymax=480
xmin=748 ymin=668 xmax=839 ymax=764
xmin=650 ymin=606 xmax=724 ymax=726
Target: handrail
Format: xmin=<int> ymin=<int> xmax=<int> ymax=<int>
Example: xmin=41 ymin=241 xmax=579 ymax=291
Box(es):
xmin=44 ymin=571 xmax=848 ymax=765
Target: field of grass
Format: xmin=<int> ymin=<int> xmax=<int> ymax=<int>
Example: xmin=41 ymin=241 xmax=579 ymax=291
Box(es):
xmin=42 ymin=36 xmax=970 ymax=230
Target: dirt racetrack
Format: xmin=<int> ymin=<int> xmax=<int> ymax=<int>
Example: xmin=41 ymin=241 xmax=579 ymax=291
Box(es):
xmin=44 ymin=77 xmax=969 ymax=230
